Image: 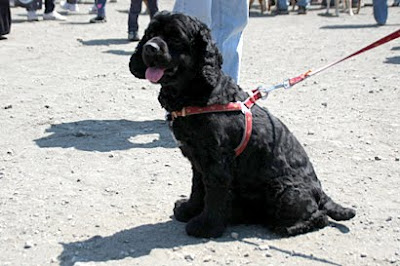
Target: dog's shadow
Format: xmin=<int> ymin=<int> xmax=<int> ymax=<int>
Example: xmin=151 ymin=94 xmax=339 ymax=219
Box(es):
xmin=34 ymin=119 xmax=176 ymax=152
xmin=58 ymin=220 xmax=346 ymax=266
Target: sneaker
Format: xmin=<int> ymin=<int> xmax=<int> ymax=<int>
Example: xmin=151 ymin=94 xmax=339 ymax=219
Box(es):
xmin=298 ymin=6 xmax=307 ymax=14
xmin=27 ymin=10 xmax=39 ymax=21
xmin=60 ymin=1 xmax=80 ymax=12
xmin=88 ymin=5 xmax=97 ymax=14
xmin=43 ymin=11 xmax=67 ymax=20
xmin=272 ymin=9 xmax=289 ymax=15
xmin=128 ymin=31 xmax=140 ymax=42
xmin=89 ymin=16 xmax=106 ymax=23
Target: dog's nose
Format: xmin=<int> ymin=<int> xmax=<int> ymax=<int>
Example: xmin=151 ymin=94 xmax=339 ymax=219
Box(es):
xmin=143 ymin=42 xmax=160 ymax=56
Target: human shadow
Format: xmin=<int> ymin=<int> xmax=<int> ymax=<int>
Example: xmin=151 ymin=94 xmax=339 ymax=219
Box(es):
xmin=320 ymin=24 xmax=379 ymax=29
xmin=103 ymin=49 xmax=134 ymax=56
xmin=320 ymin=23 xmax=400 ymax=29
xmin=34 ymin=119 xmax=176 ymax=152
xmin=58 ymin=220 xmax=345 ymax=266
xmin=384 ymin=56 xmax=400 ymax=64
xmin=77 ymin=38 xmax=130 ymax=46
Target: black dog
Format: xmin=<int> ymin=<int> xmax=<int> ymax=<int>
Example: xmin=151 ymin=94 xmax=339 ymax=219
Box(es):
xmin=129 ymin=11 xmax=355 ymax=238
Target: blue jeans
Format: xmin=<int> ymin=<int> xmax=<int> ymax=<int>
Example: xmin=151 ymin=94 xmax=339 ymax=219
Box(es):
xmin=277 ymin=0 xmax=309 ymax=10
xmin=373 ymin=0 xmax=388 ymax=25
xmin=128 ymin=0 xmax=158 ymax=32
xmin=173 ymin=0 xmax=249 ymax=83
xmin=95 ymin=0 xmax=106 ymax=17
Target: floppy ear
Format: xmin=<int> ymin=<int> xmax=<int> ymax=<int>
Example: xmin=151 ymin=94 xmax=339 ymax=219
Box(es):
xmin=193 ymin=18 xmax=223 ymax=86
xmin=129 ymin=33 xmax=150 ymax=79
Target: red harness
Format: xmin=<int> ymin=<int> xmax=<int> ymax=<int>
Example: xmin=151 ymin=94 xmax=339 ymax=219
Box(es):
xmin=170 ymin=90 xmax=263 ymax=157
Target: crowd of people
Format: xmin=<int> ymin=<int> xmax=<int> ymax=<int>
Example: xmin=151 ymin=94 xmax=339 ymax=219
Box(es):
xmin=0 ymin=0 xmax=398 ymax=80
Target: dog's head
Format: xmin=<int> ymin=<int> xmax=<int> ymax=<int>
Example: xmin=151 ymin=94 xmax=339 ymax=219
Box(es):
xmin=129 ymin=11 xmax=223 ymax=87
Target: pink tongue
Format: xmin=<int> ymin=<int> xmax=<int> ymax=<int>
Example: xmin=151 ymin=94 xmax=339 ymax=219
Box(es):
xmin=145 ymin=67 xmax=165 ymax=83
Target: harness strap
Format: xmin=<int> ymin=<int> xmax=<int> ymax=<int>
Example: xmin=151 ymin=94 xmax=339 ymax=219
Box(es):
xmin=170 ymin=94 xmax=258 ymax=157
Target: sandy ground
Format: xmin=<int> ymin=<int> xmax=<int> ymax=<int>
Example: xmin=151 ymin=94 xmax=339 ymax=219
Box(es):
xmin=1 ymin=0 xmax=400 ymax=265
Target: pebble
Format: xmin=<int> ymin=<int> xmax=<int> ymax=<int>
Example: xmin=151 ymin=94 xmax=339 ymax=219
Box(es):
xmin=256 ymin=244 xmax=270 ymax=251
xmin=24 ymin=241 xmax=33 ymax=249
xmin=3 ymin=105 xmax=12 ymax=109
xmin=231 ymin=232 xmax=239 ymax=239
xmin=360 ymin=253 xmax=367 ymax=258
xmin=203 ymin=255 xmax=212 ymax=262
xmin=184 ymin=254 xmax=195 ymax=261
xmin=374 ymin=156 xmax=382 ymax=161
xmin=172 ymin=246 xmax=181 ymax=251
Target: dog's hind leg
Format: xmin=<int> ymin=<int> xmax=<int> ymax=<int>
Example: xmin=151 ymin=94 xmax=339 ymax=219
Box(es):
xmin=320 ymin=192 xmax=356 ymax=221
xmin=271 ymin=186 xmax=332 ymax=235
xmin=278 ymin=210 xmax=329 ymax=236
xmin=174 ymin=168 xmax=205 ymax=222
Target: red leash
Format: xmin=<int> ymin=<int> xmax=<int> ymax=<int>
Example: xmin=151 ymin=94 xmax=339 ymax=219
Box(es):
xmin=253 ymin=29 xmax=400 ymax=99
xmin=170 ymin=29 xmax=400 ymax=157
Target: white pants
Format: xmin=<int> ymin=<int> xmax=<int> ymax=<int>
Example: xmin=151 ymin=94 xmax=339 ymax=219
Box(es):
xmin=173 ymin=0 xmax=249 ymax=83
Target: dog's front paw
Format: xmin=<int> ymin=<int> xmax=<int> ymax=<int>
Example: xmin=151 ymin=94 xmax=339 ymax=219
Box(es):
xmin=185 ymin=214 xmax=225 ymax=238
xmin=174 ymin=199 xmax=201 ymax=222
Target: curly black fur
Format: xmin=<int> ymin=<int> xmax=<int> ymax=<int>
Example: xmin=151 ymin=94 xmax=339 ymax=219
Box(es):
xmin=129 ymin=11 xmax=355 ymax=238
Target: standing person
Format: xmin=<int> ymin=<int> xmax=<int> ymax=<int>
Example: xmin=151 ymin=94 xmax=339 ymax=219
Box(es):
xmin=89 ymin=0 xmax=107 ymax=23
xmin=173 ymin=0 xmax=248 ymax=83
xmin=25 ymin=0 xmax=67 ymax=21
xmin=0 ymin=0 xmax=11 ymax=39
xmin=274 ymin=0 xmax=310 ymax=15
xmin=373 ymin=0 xmax=388 ymax=25
xmin=128 ymin=0 xmax=158 ymax=41
xmin=59 ymin=0 xmax=79 ymax=13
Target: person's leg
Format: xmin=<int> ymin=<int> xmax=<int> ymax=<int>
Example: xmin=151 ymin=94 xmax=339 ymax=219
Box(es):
xmin=96 ymin=0 xmax=106 ymax=18
xmin=276 ymin=0 xmax=289 ymax=11
xmin=147 ymin=0 xmax=158 ymax=18
xmin=297 ymin=0 xmax=309 ymax=13
xmin=211 ymin=0 xmax=248 ymax=83
xmin=173 ymin=0 xmax=212 ymax=27
xmin=128 ymin=0 xmax=142 ymax=32
xmin=44 ymin=0 xmax=55 ymax=14
xmin=297 ymin=0 xmax=309 ymax=7
xmin=373 ymin=0 xmax=388 ymax=25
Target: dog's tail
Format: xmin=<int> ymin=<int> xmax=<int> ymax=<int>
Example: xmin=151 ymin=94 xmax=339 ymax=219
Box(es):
xmin=320 ymin=192 xmax=356 ymax=221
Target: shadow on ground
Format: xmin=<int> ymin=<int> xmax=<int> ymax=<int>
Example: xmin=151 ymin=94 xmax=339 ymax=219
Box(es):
xmin=103 ymin=49 xmax=134 ymax=56
xmin=384 ymin=56 xmax=400 ymax=64
xmin=58 ymin=220 xmax=347 ymax=266
xmin=320 ymin=23 xmax=400 ymax=29
xmin=77 ymin=38 xmax=130 ymax=46
xmin=34 ymin=119 xmax=176 ymax=152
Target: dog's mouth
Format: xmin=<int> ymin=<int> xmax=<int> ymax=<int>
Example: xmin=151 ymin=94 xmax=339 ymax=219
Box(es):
xmin=145 ymin=67 xmax=165 ymax=83
xmin=145 ymin=65 xmax=179 ymax=84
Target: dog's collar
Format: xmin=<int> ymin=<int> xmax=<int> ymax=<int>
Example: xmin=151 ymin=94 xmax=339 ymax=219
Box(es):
xmin=170 ymin=93 xmax=261 ymax=156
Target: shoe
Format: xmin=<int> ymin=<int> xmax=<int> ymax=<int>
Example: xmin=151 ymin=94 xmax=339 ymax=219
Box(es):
xmin=43 ymin=11 xmax=67 ymax=20
xmin=272 ymin=9 xmax=289 ymax=15
xmin=128 ymin=31 xmax=140 ymax=42
xmin=89 ymin=16 xmax=107 ymax=23
xmin=88 ymin=5 xmax=97 ymax=14
xmin=60 ymin=1 xmax=80 ymax=12
xmin=298 ymin=6 xmax=307 ymax=14
xmin=27 ymin=10 xmax=39 ymax=21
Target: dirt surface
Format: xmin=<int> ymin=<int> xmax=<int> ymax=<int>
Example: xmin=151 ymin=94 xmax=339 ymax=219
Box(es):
xmin=1 ymin=0 xmax=400 ymax=265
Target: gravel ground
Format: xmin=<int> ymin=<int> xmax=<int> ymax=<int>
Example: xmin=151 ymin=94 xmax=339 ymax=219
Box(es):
xmin=1 ymin=1 xmax=399 ymax=265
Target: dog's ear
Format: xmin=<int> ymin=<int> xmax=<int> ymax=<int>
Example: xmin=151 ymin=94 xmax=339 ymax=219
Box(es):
xmin=129 ymin=32 xmax=151 ymax=79
xmin=193 ymin=19 xmax=223 ymax=86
